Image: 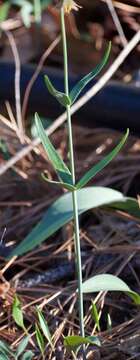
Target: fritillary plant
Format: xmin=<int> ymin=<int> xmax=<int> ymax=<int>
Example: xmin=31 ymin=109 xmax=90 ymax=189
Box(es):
xmin=9 ymin=0 xmax=140 ymax=358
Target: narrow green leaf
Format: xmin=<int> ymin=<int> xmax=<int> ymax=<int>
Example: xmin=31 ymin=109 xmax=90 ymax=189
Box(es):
xmin=91 ymin=302 xmax=100 ymax=332
xmin=76 ymin=129 xmax=129 ymax=189
xmin=64 ymin=335 xmax=100 ymax=352
xmin=44 ymin=75 xmax=71 ymax=107
xmin=82 ymin=274 xmax=140 ymax=305
xmin=109 ymin=197 xmax=140 ymax=218
xmin=31 ymin=117 xmax=52 ymax=138
xmin=107 ymin=313 xmax=112 ymax=331
xmin=35 ymin=113 xmax=72 ymax=184
xmin=36 ymin=307 xmax=54 ymax=350
xmin=42 ymin=172 xmax=76 ymax=191
xmin=12 ymin=295 xmax=25 ymax=330
xmin=70 ymin=42 xmax=111 ymax=104
xmin=35 ymin=323 xmax=45 ymax=356
xmin=0 ymin=2 xmax=10 ymax=23
xmin=127 ymin=290 xmax=140 ymax=305
xmin=16 ymin=337 xmax=29 ymax=357
xmin=9 ymin=187 xmax=140 ymax=257
xmin=22 ymin=351 xmax=34 ymax=360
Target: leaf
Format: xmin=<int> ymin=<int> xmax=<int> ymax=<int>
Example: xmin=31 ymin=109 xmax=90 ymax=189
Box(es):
xmin=76 ymin=129 xmax=129 ymax=189
xmin=70 ymin=42 xmax=111 ymax=104
xmin=82 ymin=274 xmax=140 ymax=305
xmin=35 ymin=113 xmax=72 ymax=185
xmin=42 ymin=172 xmax=76 ymax=191
xmin=22 ymin=351 xmax=34 ymax=360
xmin=12 ymin=1 xmax=33 ymax=28
xmin=0 ymin=353 xmax=9 ymax=360
xmin=44 ymin=75 xmax=71 ymax=107
xmin=31 ymin=117 xmax=52 ymax=139
xmin=16 ymin=337 xmax=29 ymax=357
xmin=64 ymin=335 xmax=100 ymax=352
xmin=0 ymin=2 xmax=10 ymax=23
xmin=35 ymin=323 xmax=45 ymax=356
xmin=91 ymin=302 xmax=100 ymax=332
xmin=127 ymin=291 xmax=140 ymax=305
xmin=109 ymin=197 xmax=140 ymax=218
xmin=36 ymin=307 xmax=54 ymax=350
xmin=9 ymin=187 xmax=140 ymax=257
xmin=21 ymin=2 xmax=32 ymax=28
xmin=0 ymin=340 xmax=14 ymax=357
xmin=12 ymin=295 xmax=25 ymax=331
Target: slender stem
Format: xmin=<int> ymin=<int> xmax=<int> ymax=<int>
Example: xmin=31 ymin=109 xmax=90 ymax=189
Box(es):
xmin=60 ymin=7 xmax=85 ymax=339
xmin=34 ymin=0 xmax=41 ymax=24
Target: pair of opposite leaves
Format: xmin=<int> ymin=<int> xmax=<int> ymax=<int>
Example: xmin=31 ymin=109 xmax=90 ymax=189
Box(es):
xmin=35 ymin=42 xmax=129 ymax=191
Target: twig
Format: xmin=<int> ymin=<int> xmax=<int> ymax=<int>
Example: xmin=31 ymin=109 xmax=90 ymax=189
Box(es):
xmin=1 ymin=18 xmax=22 ymax=31
xmin=1 ymin=256 xmax=17 ymax=274
xmin=0 ymin=29 xmax=139 ymax=176
xmin=5 ymin=101 xmax=21 ymax=138
xmin=106 ymin=0 xmax=128 ymax=47
xmin=5 ymin=31 xmax=24 ymax=143
xmin=100 ymin=0 xmax=140 ymax=14
xmin=22 ymin=35 xmax=61 ymax=121
xmin=0 ymin=112 xmax=40 ymax=155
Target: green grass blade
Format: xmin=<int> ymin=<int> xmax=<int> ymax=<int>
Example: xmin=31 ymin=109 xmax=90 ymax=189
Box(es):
xmin=70 ymin=42 xmax=111 ymax=104
xmin=9 ymin=186 xmax=140 ymax=257
xmin=35 ymin=324 xmax=45 ymax=356
xmin=36 ymin=307 xmax=54 ymax=350
xmin=0 ymin=2 xmax=10 ymax=23
xmin=82 ymin=274 xmax=140 ymax=305
xmin=35 ymin=113 xmax=72 ymax=184
xmin=91 ymin=302 xmax=100 ymax=332
xmin=76 ymin=129 xmax=129 ymax=189
xmin=44 ymin=75 xmax=71 ymax=107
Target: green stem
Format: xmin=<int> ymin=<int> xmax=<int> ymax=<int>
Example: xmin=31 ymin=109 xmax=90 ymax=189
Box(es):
xmin=60 ymin=7 xmax=85 ymax=339
xmin=34 ymin=0 xmax=41 ymax=24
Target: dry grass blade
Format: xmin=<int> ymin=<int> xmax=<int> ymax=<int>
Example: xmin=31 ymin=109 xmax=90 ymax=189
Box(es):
xmin=4 ymin=30 xmax=24 ymax=144
xmin=105 ymin=0 xmax=127 ymax=47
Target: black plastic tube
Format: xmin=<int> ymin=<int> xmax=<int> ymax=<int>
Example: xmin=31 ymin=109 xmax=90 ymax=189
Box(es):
xmin=0 ymin=62 xmax=140 ymax=133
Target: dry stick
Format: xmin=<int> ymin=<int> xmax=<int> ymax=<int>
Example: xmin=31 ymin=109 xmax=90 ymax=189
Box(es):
xmin=0 ymin=113 xmax=39 ymax=153
xmin=5 ymin=101 xmax=21 ymax=139
xmin=100 ymin=0 xmax=140 ymax=14
xmin=5 ymin=30 xmax=24 ymax=144
xmin=22 ymin=35 xmax=61 ymax=121
xmin=0 ymin=29 xmax=139 ymax=176
xmin=106 ymin=0 xmax=128 ymax=47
